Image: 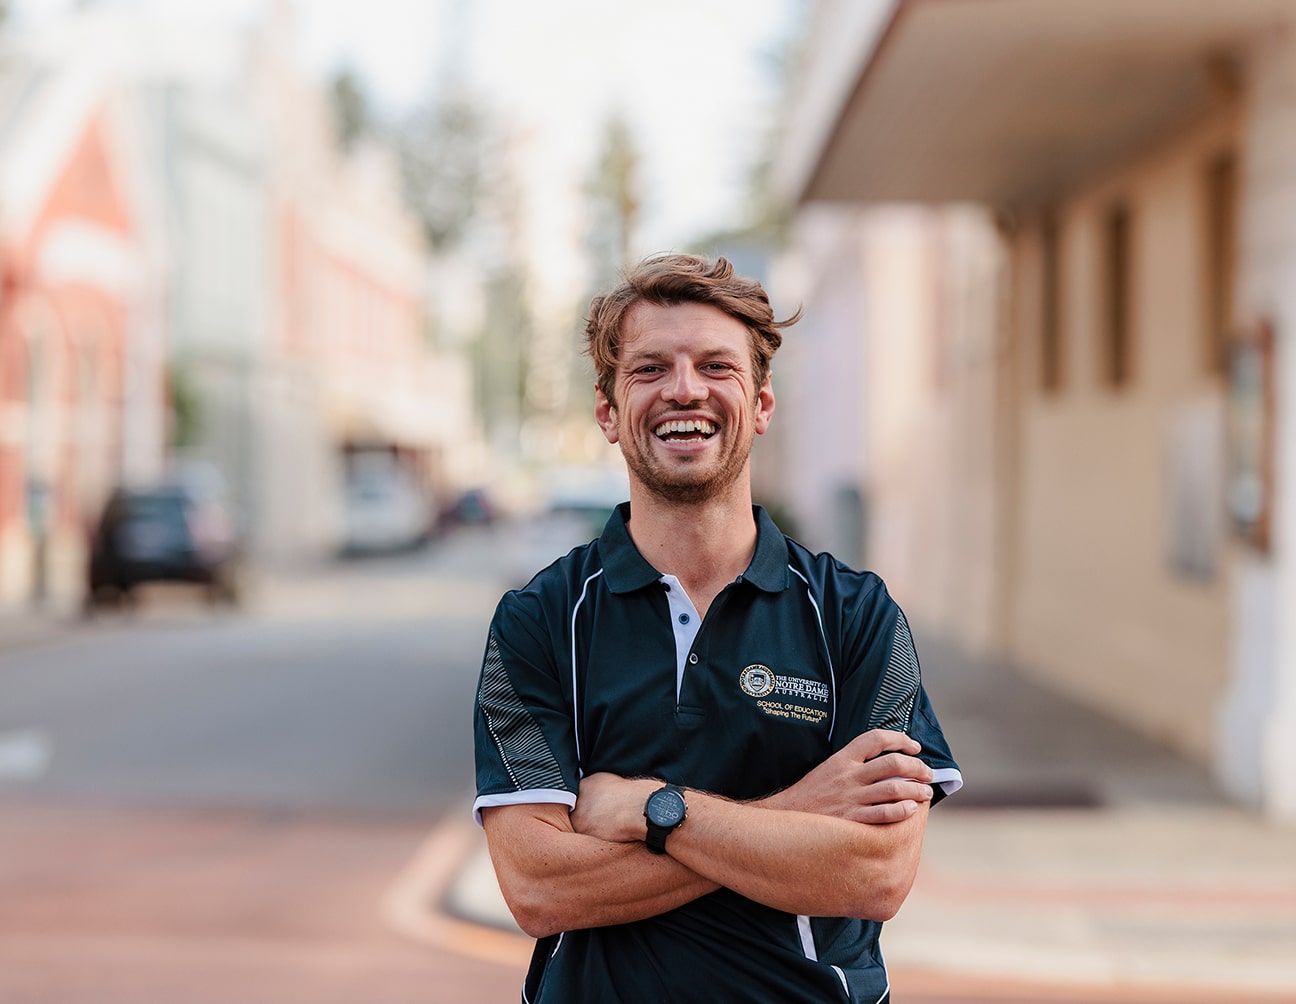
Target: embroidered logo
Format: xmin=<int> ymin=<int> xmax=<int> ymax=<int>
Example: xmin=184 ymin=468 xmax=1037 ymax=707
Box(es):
xmin=739 ymin=664 xmax=776 ymax=697
xmin=774 ymin=676 xmax=830 ymax=704
xmin=741 ymin=666 xmax=830 ymax=725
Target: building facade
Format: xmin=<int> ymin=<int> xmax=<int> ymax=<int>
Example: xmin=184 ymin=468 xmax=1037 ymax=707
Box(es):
xmin=774 ymin=0 xmax=1296 ymax=819
xmin=0 ymin=4 xmax=482 ymax=585
xmin=0 ymin=57 xmax=165 ymax=607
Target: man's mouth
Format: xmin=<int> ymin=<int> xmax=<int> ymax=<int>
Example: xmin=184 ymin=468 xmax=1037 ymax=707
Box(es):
xmin=654 ymin=419 xmax=716 ymax=441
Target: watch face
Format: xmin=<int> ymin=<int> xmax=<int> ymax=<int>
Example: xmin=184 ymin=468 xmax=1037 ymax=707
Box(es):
xmin=648 ymin=789 xmax=686 ymax=827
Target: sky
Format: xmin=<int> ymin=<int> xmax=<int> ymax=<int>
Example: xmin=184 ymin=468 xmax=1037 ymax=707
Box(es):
xmin=9 ymin=0 xmax=804 ymax=258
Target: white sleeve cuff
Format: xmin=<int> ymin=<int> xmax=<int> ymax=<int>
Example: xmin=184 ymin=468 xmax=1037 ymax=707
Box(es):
xmin=931 ymin=767 xmax=963 ymax=797
xmin=473 ymin=788 xmax=577 ymax=827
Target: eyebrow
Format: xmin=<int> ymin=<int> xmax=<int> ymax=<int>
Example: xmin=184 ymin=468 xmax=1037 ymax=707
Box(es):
xmin=620 ymin=347 xmax=668 ymax=365
xmin=620 ymin=346 xmax=746 ymax=367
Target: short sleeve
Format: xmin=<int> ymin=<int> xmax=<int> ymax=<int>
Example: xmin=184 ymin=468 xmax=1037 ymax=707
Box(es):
xmin=835 ymin=583 xmax=963 ymax=803
xmin=473 ymin=590 xmax=581 ymax=824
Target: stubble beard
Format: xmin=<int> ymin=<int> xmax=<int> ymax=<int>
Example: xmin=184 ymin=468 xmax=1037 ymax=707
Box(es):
xmin=620 ymin=427 xmax=753 ymax=505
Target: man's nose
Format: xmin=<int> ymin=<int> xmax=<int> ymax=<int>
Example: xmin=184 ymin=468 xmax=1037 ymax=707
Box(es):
xmin=663 ymin=365 xmax=707 ymax=404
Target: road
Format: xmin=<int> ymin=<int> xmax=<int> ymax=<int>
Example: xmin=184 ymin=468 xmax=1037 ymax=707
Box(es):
xmin=2 ymin=522 xmax=1289 ymax=1004
xmin=0 ymin=526 xmax=531 ymax=1004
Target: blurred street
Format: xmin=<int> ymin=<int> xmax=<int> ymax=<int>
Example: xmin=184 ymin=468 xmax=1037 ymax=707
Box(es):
xmin=3 ymin=0 xmax=1295 ymax=1000
xmin=2 ymin=520 xmax=1293 ymax=1003
xmin=0 ymin=524 xmax=529 ymax=1003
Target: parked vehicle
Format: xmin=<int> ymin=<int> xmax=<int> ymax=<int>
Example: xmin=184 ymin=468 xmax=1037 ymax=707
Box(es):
xmin=444 ymin=487 xmax=496 ymax=527
xmin=504 ymin=465 xmax=629 ymax=586
xmin=86 ymin=484 xmax=241 ymax=609
xmin=342 ymin=467 xmax=432 ymax=554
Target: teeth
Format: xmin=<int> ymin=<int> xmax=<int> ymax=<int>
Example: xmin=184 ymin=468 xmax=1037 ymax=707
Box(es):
xmin=655 ymin=419 xmax=715 ymax=437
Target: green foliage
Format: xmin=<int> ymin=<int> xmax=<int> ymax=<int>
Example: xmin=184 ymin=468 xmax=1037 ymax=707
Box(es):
xmin=398 ymin=92 xmax=487 ymax=252
xmin=584 ymin=112 xmax=641 ymax=280
xmin=474 ymin=266 xmax=533 ymax=441
xmin=167 ymin=365 xmax=202 ymax=450
xmin=330 ymin=69 xmax=370 ymax=151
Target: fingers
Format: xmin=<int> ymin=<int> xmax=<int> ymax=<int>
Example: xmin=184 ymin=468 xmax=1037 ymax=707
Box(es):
xmin=860 ymin=752 xmax=933 ymax=785
xmin=844 ymin=774 xmax=933 ymax=822
xmin=852 ymin=799 xmax=923 ymax=825
xmin=860 ymin=777 xmax=934 ymax=806
xmin=840 ymin=729 xmax=922 ymax=761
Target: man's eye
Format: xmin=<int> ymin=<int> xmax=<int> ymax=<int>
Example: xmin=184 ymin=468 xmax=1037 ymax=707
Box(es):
xmin=636 ymin=365 xmax=662 ymax=375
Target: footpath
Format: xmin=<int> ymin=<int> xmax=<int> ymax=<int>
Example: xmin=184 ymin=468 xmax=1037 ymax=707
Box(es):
xmin=5 ymin=579 xmax=1295 ymax=1001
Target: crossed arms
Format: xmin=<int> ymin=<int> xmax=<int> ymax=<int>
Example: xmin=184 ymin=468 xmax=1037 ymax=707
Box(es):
xmin=480 ymin=729 xmax=935 ymax=938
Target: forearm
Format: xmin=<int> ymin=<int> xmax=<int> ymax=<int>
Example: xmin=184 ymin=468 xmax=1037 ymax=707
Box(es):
xmin=667 ymin=794 xmax=927 ymax=920
xmin=524 ymin=731 xmax=934 ymax=929
xmin=577 ymin=774 xmax=928 ymax=921
xmin=482 ymin=804 xmax=718 ymax=937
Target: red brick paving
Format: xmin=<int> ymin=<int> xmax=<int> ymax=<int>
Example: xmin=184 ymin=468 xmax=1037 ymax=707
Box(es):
xmin=0 ymin=801 xmax=526 ymax=1004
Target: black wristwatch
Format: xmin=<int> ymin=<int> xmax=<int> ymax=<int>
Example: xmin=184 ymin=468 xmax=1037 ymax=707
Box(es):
xmin=643 ymin=783 xmax=687 ymax=855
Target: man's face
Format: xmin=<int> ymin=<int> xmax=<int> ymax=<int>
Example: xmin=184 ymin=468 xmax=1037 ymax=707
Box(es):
xmin=595 ymin=301 xmax=774 ymax=505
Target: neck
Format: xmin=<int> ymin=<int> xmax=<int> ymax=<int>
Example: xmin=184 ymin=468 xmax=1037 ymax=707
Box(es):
xmin=623 ymin=475 xmax=757 ymax=617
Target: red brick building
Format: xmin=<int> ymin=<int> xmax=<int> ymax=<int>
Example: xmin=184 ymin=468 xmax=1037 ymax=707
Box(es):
xmin=0 ymin=68 xmax=162 ymax=605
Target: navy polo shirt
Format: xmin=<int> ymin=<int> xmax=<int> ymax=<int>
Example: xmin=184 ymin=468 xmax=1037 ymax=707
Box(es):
xmin=474 ymin=504 xmax=961 ymax=1003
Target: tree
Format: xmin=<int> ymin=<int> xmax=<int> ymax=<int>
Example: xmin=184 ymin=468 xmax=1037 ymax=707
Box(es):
xmin=564 ymin=112 xmax=644 ymax=430
xmin=475 ymin=265 xmax=532 ymax=450
xmin=166 ymin=364 xmax=202 ymax=451
xmin=330 ymin=68 xmax=369 ymax=151
xmin=584 ymin=111 xmax=641 ymax=281
xmin=397 ymin=90 xmax=488 ymax=253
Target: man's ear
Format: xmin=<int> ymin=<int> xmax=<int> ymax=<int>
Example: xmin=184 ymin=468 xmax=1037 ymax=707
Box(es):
xmin=594 ymin=384 xmax=619 ymax=444
xmin=754 ymin=373 xmax=775 ymax=436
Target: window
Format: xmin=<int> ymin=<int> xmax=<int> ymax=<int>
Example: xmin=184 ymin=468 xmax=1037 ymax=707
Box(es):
xmin=1101 ymin=201 xmax=1133 ymax=388
xmin=1204 ymin=151 xmax=1238 ymax=374
xmin=1040 ymin=209 xmax=1062 ymax=391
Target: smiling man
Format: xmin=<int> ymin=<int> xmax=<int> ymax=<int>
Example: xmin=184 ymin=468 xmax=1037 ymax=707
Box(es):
xmin=595 ymin=297 xmax=767 ymax=507
xmin=473 ymin=254 xmax=962 ymax=1003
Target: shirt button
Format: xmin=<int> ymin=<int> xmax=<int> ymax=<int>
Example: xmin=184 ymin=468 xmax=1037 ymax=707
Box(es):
xmin=678 ymin=613 xmax=690 ymax=625
xmin=688 ymin=653 xmax=699 ymax=665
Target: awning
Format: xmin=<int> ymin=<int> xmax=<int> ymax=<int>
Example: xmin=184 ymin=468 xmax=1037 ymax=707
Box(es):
xmin=788 ymin=0 xmax=1296 ymax=208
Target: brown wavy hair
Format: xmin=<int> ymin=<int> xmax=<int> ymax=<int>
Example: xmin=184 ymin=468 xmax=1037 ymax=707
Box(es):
xmin=585 ymin=254 xmax=800 ymax=405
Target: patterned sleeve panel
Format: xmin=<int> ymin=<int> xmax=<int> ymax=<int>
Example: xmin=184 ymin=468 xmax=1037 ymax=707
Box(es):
xmin=864 ymin=612 xmax=921 ymax=733
xmin=836 ymin=581 xmax=962 ymax=804
xmin=473 ymin=592 xmax=580 ymax=824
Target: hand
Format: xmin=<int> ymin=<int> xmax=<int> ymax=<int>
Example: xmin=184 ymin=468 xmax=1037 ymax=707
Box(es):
xmin=758 ymin=729 xmax=933 ymax=824
xmin=571 ymin=772 xmax=659 ymax=843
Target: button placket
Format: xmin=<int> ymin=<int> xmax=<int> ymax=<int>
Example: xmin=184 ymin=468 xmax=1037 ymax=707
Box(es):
xmin=659 ymin=573 xmax=702 ymax=703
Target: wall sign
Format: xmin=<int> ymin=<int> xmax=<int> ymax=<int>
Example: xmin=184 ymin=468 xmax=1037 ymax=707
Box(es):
xmin=1227 ymin=319 xmax=1274 ymax=553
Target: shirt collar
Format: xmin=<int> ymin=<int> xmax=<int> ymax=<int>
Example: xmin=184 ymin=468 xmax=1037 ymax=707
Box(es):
xmin=746 ymin=505 xmax=792 ymax=592
xmin=599 ymin=502 xmax=790 ymax=594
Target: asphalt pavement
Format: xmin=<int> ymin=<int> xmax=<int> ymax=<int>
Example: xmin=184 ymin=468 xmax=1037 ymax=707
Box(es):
xmin=4 ymin=544 xmax=1295 ymax=1002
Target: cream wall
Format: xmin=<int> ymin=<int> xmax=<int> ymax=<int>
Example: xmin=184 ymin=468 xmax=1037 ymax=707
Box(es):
xmin=1224 ymin=30 xmax=1296 ymax=817
xmin=773 ymin=207 xmax=871 ymax=562
xmin=1008 ymin=112 xmax=1237 ymax=764
xmin=852 ymin=208 xmax=1004 ymax=651
xmin=776 ymin=205 xmax=1004 ymax=647
xmin=861 ymin=211 xmax=943 ymax=604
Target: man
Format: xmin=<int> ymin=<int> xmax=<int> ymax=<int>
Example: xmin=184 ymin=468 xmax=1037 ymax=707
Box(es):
xmin=474 ymin=254 xmax=962 ymax=1003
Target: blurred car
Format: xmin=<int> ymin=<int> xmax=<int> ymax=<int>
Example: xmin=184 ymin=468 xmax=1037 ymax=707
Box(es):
xmin=86 ymin=484 xmax=241 ymax=608
xmin=444 ymin=487 xmax=496 ymax=527
xmin=504 ymin=465 xmax=629 ymax=586
xmin=342 ymin=468 xmax=432 ymax=554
